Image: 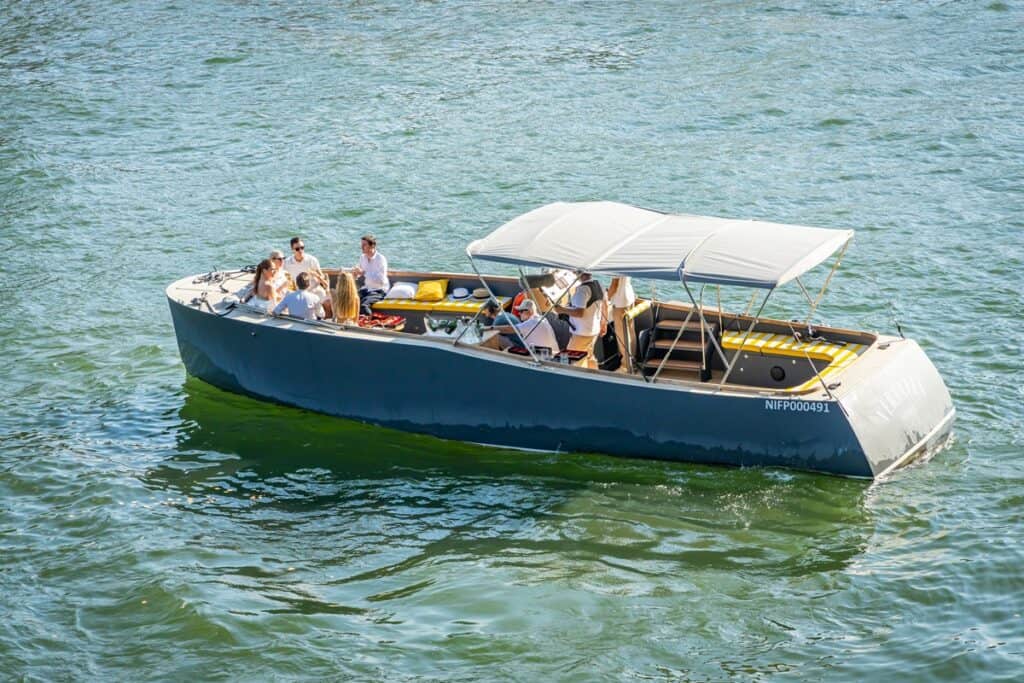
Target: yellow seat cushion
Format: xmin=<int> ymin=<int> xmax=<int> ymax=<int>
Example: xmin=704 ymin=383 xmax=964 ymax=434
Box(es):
xmin=413 ymin=279 xmax=449 ymax=302
xmin=720 ymin=331 xmax=866 ymax=392
xmin=372 ymin=296 xmax=510 ymax=314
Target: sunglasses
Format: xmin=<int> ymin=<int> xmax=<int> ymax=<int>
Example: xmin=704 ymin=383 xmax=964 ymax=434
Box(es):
xmin=293 ymin=245 xmax=305 ymax=251
xmin=272 ymin=256 xmax=284 ymax=261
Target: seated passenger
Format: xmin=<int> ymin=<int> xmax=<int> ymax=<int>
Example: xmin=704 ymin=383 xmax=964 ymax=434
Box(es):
xmin=481 ymin=299 xmax=519 ymax=328
xmin=492 ymin=300 xmax=559 ymax=356
xmin=332 ymin=271 xmax=361 ymax=325
xmin=284 ymin=237 xmax=332 ymax=318
xmin=273 ymin=272 xmax=320 ymax=320
xmin=243 ymin=258 xmax=279 ymax=312
xmin=480 ymin=299 xmax=520 ymax=348
xmin=269 ymin=249 xmax=294 ymax=299
xmin=352 ymin=234 xmax=390 ymax=314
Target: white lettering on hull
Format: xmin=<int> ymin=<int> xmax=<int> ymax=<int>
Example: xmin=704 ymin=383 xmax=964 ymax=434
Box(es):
xmin=764 ymin=399 xmax=831 ymax=414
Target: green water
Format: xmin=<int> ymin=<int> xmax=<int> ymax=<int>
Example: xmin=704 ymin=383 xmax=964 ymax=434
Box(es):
xmin=2 ymin=1 xmax=1022 ymax=679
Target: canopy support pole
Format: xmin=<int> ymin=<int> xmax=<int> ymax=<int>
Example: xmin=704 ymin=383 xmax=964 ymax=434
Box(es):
xmin=649 ymin=301 xmax=697 ymax=384
xmin=795 ymin=277 xmax=816 ymax=310
xmin=805 ymin=237 xmax=850 ymax=328
xmin=468 ymin=257 xmax=541 ymax=363
xmin=742 ymin=291 xmax=758 ymax=317
xmin=681 ymin=279 xmax=730 ymax=374
xmin=719 ymin=288 xmax=773 ymax=387
xmin=784 ymin=321 xmax=847 ymax=413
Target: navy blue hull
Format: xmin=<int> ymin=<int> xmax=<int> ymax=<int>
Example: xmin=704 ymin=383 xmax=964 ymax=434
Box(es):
xmin=169 ymin=298 xmax=878 ymax=477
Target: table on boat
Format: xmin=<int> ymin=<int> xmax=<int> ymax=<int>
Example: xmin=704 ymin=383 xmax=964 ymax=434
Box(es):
xmin=423 ymin=327 xmax=501 ymax=349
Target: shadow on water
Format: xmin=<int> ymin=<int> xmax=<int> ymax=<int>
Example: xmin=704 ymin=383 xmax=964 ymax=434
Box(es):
xmin=142 ymin=378 xmax=877 ymax=578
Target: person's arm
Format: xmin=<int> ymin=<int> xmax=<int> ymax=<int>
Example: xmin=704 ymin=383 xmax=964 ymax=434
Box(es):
xmin=600 ymin=297 xmax=609 ymax=335
xmin=352 ymin=254 xmax=365 ymax=277
xmin=607 ymin=278 xmax=620 ymax=299
xmin=272 ymin=297 xmax=287 ymax=315
xmin=555 ymin=305 xmax=584 ymax=318
xmin=312 ymin=267 xmax=329 ymax=289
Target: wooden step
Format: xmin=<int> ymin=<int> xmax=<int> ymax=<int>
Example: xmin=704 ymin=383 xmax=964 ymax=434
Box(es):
xmin=652 ymin=339 xmax=705 ymax=351
xmin=642 ymin=358 xmax=704 ymax=373
xmin=656 ymin=319 xmax=717 ymax=332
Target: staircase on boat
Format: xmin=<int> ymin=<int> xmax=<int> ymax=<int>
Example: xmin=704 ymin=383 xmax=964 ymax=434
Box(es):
xmin=640 ymin=318 xmax=720 ymax=382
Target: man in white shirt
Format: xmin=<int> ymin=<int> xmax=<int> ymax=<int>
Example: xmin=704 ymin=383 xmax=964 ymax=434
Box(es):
xmin=352 ymin=234 xmax=390 ymax=314
xmin=554 ymin=271 xmax=607 ymax=369
xmin=492 ymin=300 xmax=560 ymax=356
xmin=273 ymin=272 xmax=321 ymax=320
xmin=284 ymin=237 xmax=331 ymax=318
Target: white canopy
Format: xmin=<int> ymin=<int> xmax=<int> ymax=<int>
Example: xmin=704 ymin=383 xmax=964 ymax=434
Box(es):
xmin=466 ymin=201 xmax=854 ymax=289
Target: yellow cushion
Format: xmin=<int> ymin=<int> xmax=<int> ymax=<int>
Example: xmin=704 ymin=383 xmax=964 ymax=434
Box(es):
xmin=372 ymin=296 xmax=510 ymax=313
xmin=413 ymin=279 xmax=449 ymax=302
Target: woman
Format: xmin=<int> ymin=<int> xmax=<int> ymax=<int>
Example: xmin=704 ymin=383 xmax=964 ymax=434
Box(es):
xmin=607 ymin=276 xmax=637 ymax=372
xmin=244 ymin=259 xmax=278 ymax=312
xmin=332 ymin=271 xmax=361 ymax=325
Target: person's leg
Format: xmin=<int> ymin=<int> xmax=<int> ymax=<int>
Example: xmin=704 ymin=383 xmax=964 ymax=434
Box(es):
xmin=567 ymin=334 xmax=598 ymax=368
xmin=612 ymin=306 xmax=631 ymax=372
xmin=359 ymin=288 xmax=385 ymax=316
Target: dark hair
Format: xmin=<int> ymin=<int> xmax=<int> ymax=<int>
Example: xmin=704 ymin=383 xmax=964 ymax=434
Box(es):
xmin=251 ymin=259 xmax=274 ymax=297
xmin=290 ymin=236 xmax=302 ymax=247
xmin=483 ymin=300 xmax=500 ymax=314
xmin=296 ymin=272 xmax=311 ymax=289
xmin=361 ymin=234 xmax=377 ymax=247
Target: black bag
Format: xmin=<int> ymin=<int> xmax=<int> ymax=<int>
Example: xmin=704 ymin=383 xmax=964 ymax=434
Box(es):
xmin=596 ymin=322 xmax=621 ymax=371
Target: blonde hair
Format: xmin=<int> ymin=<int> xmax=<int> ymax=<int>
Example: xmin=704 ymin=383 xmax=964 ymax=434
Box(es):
xmin=333 ymin=272 xmax=360 ymax=324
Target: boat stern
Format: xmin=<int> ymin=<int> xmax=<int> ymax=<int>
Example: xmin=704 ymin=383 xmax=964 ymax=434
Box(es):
xmin=836 ymin=337 xmax=955 ymax=477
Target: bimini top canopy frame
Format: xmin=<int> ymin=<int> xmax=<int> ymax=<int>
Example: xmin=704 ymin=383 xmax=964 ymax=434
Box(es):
xmin=466 ymin=201 xmax=854 ymax=289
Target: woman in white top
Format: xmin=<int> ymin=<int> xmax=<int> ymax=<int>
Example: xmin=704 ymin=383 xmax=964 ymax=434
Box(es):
xmin=607 ymin=276 xmax=637 ymax=373
xmin=244 ymin=259 xmax=279 ymax=313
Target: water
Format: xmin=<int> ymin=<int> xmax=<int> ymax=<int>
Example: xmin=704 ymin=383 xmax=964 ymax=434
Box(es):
xmin=2 ymin=1 xmax=1022 ymax=679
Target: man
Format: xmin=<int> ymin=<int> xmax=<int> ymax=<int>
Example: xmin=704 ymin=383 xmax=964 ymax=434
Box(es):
xmin=352 ymin=234 xmax=390 ymax=315
xmin=283 ymin=237 xmax=331 ymax=318
xmin=480 ymin=299 xmax=521 ymax=349
xmin=554 ymin=271 xmax=607 ymax=369
xmin=481 ymin=300 xmax=519 ymax=328
xmin=492 ymin=299 xmax=559 ymax=356
xmin=272 ymin=272 xmax=320 ymax=320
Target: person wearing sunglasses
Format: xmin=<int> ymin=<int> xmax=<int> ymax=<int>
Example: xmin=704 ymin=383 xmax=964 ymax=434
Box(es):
xmin=284 ymin=236 xmax=332 ymax=318
xmin=268 ymin=249 xmax=294 ymax=299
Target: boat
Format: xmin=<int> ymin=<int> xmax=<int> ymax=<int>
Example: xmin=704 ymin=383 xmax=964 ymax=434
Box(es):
xmin=166 ymin=201 xmax=955 ymax=479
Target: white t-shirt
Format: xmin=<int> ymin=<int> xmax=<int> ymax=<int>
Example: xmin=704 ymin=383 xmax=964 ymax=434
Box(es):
xmin=609 ymin=277 xmax=636 ymax=309
xmin=514 ymin=315 xmax=560 ymax=353
xmin=272 ymin=289 xmax=320 ymax=320
xmin=284 ymin=253 xmax=321 ymax=280
xmin=358 ymin=251 xmax=390 ymax=291
xmin=569 ymin=283 xmax=603 ymax=336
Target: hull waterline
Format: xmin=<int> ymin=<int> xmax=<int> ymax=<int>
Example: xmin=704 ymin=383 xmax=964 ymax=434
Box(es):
xmin=167 ymin=287 xmax=954 ymax=479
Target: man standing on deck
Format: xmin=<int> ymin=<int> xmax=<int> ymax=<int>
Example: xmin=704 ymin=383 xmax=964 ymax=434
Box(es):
xmin=352 ymin=234 xmax=390 ymax=315
xmin=554 ymin=271 xmax=607 ymax=369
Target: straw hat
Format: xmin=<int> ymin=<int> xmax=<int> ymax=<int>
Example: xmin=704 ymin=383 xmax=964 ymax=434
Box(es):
xmin=471 ymin=287 xmax=490 ymax=300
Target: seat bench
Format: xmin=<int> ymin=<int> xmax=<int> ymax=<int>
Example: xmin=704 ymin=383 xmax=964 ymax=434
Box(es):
xmin=720 ymin=331 xmax=866 ymax=392
xmin=371 ymin=295 xmax=511 ymax=315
